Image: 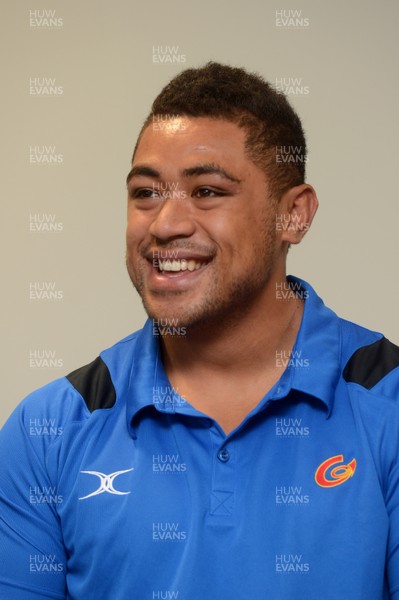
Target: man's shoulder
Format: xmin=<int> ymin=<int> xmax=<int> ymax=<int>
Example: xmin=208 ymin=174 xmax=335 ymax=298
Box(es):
xmin=298 ymin=276 xmax=399 ymax=402
xmin=2 ymin=328 xmax=145 ymax=438
xmin=338 ymin=317 xmax=399 ymax=403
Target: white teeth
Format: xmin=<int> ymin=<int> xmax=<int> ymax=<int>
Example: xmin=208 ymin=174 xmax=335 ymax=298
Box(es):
xmin=171 ymin=260 xmax=180 ymax=271
xmin=158 ymin=259 xmax=206 ymax=272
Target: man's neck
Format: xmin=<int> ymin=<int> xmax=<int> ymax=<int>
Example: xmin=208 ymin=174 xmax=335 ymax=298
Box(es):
xmin=159 ymin=277 xmax=304 ymax=433
xmin=161 ymin=278 xmax=303 ymax=375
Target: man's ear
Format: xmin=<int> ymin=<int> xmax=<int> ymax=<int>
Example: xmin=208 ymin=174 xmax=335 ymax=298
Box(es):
xmin=276 ymin=183 xmax=318 ymax=245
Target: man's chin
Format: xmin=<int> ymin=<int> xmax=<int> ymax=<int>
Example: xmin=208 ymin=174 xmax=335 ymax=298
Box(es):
xmin=143 ymin=301 xmax=233 ymax=336
xmin=141 ymin=298 xmax=193 ymax=330
xmin=142 ymin=298 xmax=223 ymax=334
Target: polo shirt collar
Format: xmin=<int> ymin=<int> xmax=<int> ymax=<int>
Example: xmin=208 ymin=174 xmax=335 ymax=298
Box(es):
xmin=126 ymin=320 xmax=202 ymax=436
xmin=287 ymin=276 xmax=341 ymax=416
xmin=126 ymin=277 xmax=341 ymax=435
xmin=125 ymin=319 xmax=163 ymax=424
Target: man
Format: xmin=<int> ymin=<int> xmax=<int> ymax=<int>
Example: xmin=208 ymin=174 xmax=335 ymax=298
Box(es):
xmin=1 ymin=62 xmax=399 ymax=599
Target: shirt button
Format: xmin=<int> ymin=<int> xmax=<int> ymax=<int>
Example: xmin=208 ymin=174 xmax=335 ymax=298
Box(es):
xmin=217 ymin=448 xmax=230 ymax=462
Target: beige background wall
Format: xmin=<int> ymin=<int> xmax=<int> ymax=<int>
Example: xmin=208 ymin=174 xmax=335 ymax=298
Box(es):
xmin=1 ymin=0 xmax=398 ymax=426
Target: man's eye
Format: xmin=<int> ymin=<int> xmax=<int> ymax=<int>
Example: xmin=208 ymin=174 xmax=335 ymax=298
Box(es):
xmin=193 ymin=187 xmax=222 ymax=198
xmin=130 ymin=188 xmax=160 ymax=199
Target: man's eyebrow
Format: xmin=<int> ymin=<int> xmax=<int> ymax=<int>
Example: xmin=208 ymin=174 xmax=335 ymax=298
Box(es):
xmin=182 ymin=163 xmax=241 ymax=183
xmin=126 ymin=165 xmax=161 ymax=185
xmin=126 ymin=162 xmax=242 ymax=186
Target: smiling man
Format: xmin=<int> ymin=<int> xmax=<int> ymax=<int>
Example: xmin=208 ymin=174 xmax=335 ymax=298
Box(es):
xmin=125 ymin=116 xmax=314 ymax=432
xmin=1 ymin=62 xmax=399 ymax=600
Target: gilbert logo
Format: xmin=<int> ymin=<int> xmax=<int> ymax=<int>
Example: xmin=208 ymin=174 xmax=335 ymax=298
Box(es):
xmin=79 ymin=469 xmax=133 ymax=500
xmin=315 ymin=455 xmax=356 ymax=488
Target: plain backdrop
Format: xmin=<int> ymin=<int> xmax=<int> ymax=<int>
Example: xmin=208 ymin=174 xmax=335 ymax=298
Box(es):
xmin=1 ymin=0 xmax=398 ymax=426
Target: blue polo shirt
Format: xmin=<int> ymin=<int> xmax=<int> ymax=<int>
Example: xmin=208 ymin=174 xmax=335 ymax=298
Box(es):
xmin=1 ymin=277 xmax=399 ymax=599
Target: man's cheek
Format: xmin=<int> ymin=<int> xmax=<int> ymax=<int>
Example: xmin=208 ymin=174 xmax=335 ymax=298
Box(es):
xmin=126 ymin=226 xmax=140 ymax=251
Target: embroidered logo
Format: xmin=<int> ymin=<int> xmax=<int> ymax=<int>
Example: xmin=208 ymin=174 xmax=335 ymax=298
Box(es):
xmin=315 ymin=454 xmax=356 ymax=488
xmin=79 ymin=469 xmax=133 ymax=500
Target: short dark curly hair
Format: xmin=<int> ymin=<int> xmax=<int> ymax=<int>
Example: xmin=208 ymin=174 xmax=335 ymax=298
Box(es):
xmin=134 ymin=62 xmax=307 ymax=202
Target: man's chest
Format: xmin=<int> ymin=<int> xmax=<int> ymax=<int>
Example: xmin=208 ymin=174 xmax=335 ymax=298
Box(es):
xmin=55 ymin=401 xmax=388 ymax=599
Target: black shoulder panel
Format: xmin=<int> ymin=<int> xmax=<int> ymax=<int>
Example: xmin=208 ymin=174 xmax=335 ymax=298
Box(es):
xmin=343 ymin=337 xmax=399 ymax=389
xmin=66 ymin=356 xmax=116 ymax=412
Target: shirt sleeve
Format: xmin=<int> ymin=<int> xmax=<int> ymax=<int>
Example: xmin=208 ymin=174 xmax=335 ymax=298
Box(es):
xmin=0 ymin=396 xmax=67 ymax=599
xmin=386 ymin=455 xmax=399 ymax=600
xmin=371 ymin=372 xmax=399 ymax=599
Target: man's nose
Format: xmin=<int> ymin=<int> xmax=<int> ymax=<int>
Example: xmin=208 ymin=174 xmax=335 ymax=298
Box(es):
xmin=148 ymin=197 xmax=196 ymax=241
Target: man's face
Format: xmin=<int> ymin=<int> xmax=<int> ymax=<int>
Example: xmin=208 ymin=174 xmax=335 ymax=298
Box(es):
xmin=126 ymin=117 xmax=283 ymax=329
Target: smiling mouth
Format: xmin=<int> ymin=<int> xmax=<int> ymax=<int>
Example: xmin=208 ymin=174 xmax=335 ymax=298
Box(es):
xmin=156 ymin=258 xmax=209 ymax=273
